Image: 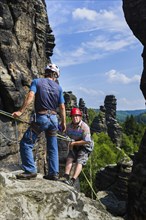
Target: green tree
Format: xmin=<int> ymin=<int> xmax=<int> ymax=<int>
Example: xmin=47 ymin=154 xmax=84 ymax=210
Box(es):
xmin=123 ymin=115 xmax=137 ymax=136
xmin=122 ymin=115 xmax=145 ymax=147
xmin=120 ymin=133 xmax=137 ymax=155
xmin=88 ymin=108 xmax=98 ymax=125
xmin=80 ymin=132 xmax=126 ymax=198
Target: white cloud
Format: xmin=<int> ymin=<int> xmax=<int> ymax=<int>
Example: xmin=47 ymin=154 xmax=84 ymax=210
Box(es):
xmin=47 ymin=2 xmax=139 ymax=68
xmin=54 ymin=46 xmax=104 ymax=67
xmin=82 ymin=34 xmax=136 ymax=52
xmin=78 ymin=87 xmax=104 ymax=96
xmin=72 ymin=8 xmax=98 ymax=21
xmin=71 ymin=5 xmax=129 ymax=34
xmin=117 ymin=98 xmax=145 ymax=110
xmin=106 ymin=69 xmax=140 ymax=84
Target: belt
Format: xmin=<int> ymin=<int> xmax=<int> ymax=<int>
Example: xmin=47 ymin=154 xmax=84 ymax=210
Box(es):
xmin=37 ymin=110 xmax=57 ymax=115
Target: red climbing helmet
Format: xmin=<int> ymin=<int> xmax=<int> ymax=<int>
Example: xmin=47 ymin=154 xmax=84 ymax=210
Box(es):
xmin=70 ymin=108 xmax=82 ymax=116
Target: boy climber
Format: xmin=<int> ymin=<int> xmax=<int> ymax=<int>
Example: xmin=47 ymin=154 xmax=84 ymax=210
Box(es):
xmin=62 ymin=107 xmax=94 ymax=186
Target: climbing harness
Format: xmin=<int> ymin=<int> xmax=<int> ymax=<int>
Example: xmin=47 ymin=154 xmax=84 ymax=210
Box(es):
xmin=0 ymin=110 xmax=74 ymax=142
xmin=0 ymin=109 xmax=73 ymax=170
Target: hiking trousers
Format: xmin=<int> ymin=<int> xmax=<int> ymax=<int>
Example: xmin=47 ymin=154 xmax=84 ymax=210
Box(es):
xmin=20 ymin=113 xmax=58 ymax=175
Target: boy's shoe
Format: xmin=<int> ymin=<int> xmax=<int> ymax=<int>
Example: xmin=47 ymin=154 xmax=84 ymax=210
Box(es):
xmin=59 ymin=173 xmax=70 ymax=182
xmin=63 ymin=178 xmax=75 ymax=186
xmin=43 ymin=173 xmax=59 ymax=181
xmin=16 ymin=172 xmax=37 ymax=180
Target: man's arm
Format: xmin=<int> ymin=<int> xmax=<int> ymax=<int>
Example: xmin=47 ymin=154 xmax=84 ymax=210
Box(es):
xmin=12 ymin=91 xmax=35 ymax=118
xmin=59 ymin=103 xmax=66 ymax=132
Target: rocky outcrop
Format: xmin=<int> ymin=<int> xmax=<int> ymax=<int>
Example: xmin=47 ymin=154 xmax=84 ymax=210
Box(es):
xmin=126 ymin=132 xmax=146 ymax=219
xmin=79 ymin=98 xmax=89 ymax=123
xmin=122 ymin=0 xmax=146 ymax=100
xmin=64 ymin=91 xmax=77 ymax=110
xmin=122 ymin=0 xmax=146 ymax=46
xmin=64 ymin=92 xmax=89 ymax=123
xmin=0 ymin=0 xmax=55 ymax=112
xmin=91 ymin=95 xmax=122 ymax=147
xmin=105 ymin=95 xmax=122 ymax=147
xmin=0 ymin=170 xmax=124 ymax=220
xmin=95 ymin=161 xmax=133 ymax=217
xmin=123 ymin=1 xmax=146 ymax=219
xmin=0 ymin=0 xmax=55 ymax=166
xmin=91 ymin=105 xmax=107 ymax=134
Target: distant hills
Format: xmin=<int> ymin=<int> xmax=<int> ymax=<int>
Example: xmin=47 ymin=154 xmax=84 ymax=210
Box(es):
xmin=92 ymin=108 xmax=146 ymax=123
xmin=116 ymin=109 xmax=146 ymax=122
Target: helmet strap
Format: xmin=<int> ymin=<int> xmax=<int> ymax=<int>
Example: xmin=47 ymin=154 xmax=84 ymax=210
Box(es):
xmin=45 ymin=70 xmax=57 ymax=79
xmin=52 ymin=72 xmax=58 ymax=78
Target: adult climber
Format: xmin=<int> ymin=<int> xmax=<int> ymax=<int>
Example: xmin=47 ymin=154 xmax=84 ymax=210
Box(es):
xmin=12 ymin=63 xmax=66 ymax=180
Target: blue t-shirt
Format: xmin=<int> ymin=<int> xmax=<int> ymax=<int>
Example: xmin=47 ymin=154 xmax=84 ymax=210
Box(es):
xmin=30 ymin=78 xmax=64 ymax=112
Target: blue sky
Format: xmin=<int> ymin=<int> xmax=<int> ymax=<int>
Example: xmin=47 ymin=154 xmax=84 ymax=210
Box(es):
xmin=46 ymin=0 xmax=145 ymax=110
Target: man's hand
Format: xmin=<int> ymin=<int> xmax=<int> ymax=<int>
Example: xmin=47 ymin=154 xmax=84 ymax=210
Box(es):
xmin=61 ymin=122 xmax=66 ymax=133
xmin=12 ymin=91 xmax=35 ymax=118
xmin=12 ymin=111 xmax=23 ymax=118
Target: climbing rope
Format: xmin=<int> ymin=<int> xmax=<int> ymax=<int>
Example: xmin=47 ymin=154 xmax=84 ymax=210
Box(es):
xmin=0 ymin=120 xmax=21 ymax=165
xmin=14 ymin=120 xmax=21 ymax=165
xmin=0 ymin=110 xmax=30 ymax=124
xmin=0 ymin=110 xmax=73 ymax=143
xmin=0 ymin=130 xmax=18 ymax=143
xmin=81 ymin=169 xmax=98 ymax=200
xmin=57 ymin=133 xmax=74 ymax=142
xmin=81 ymin=169 xmax=107 ymax=210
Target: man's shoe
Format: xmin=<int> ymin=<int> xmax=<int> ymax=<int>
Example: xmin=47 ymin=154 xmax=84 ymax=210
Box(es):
xmin=16 ymin=172 xmax=37 ymax=180
xmin=43 ymin=174 xmax=59 ymax=181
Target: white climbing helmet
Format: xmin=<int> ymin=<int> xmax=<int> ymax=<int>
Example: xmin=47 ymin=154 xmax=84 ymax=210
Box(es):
xmin=45 ymin=63 xmax=60 ymax=78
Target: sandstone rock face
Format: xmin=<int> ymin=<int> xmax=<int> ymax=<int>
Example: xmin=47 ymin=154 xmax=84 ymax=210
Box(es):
xmin=0 ymin=0 xmax=55 ymax=165
xmin=123 ymin=1 xmax=146 ymax=219
xmin=79 ymin=98 xmax=89 ymax=123
xmin=0 ymin=0 xmax=55 ymax=112
xmin=64 ymin=92 xmax=89 ymax=123
xmin=123 ymin=0 xmax=146 ymax=46
xmin=127 ymin=132 xmax=146 ymax=219
xmin=91 ymin=95 xmax=122 ymax=147
xmin=64 ymin=91 xmax=78 ymax=110
xmin=95 ymin=161 xmax=133 ymax=217
xmin=91 ymin=106 xmax=107 ymax=134
xmin=122 ymin=0 xmax=146 ymax=100
xmin=0 ymin=170 xmax=124 ymax=220
xmin=104 ymin=95 xmax=122 ymax=147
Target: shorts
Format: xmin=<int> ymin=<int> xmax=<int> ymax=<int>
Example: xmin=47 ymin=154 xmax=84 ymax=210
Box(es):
xmin=67 ymin=147 xmax=89 ymax=166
